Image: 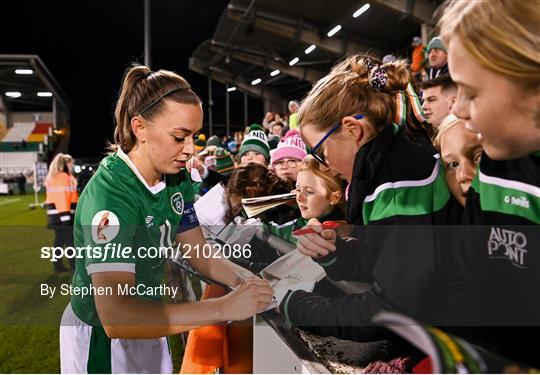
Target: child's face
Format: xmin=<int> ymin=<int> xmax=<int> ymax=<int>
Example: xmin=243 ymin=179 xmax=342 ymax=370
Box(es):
xmin=274 ymin=158 xmax=301 ymax=181
xmin=295 ymin=171 xmax=334 ymax=219
xmin=448 ymin=37 xmax=540 ymax=160
xmin=240 ymin=151 xmax=267 ymax=166
xmin=440 ymin=123 xmax=483 ymax=207
xmin=271 ymin=125 xmax=283 ymax=136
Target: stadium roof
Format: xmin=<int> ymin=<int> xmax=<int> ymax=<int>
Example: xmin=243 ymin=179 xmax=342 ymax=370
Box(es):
xmin=0 ymin=54 xmax=70 ymax=114
xmin=190 ymin=0 xmax=440 ymax=110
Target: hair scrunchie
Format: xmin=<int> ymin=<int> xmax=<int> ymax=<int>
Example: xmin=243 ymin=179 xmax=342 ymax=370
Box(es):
xmin=363 ymin=59 xmax=388 ymax=92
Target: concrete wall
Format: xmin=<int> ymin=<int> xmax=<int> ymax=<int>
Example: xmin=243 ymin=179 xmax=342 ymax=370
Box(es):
xmin=11 ymin=112 xmax=53 ymax=124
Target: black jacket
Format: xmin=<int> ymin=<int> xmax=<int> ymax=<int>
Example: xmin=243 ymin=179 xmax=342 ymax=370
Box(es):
xmin=449 ymin=151 xmax=540 ymax=325
xmin=426 ymin=65 xmax=449 ymax=80
xmin=447 ymin=151 xmax=540 ymax=367
xmin=280 ymin=124 xmax=462 ymax=341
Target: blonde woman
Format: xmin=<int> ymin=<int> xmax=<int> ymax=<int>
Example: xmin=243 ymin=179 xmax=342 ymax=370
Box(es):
xmin=45 ymin=153 xmax=78 ymax=272
xmin=59 ymin=65 xmax=273 ymax=373
xmin=432 ymin=114 xmax=482 ymax=207
xmin=439 ymin=0 xmax=540 ymax=366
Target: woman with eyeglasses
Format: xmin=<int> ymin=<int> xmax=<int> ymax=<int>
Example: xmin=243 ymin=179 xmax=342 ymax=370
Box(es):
xmin=59 ymin=65 xmax=273 ymax=373
xmin=276 ymin=55 xmax=462 ymax=341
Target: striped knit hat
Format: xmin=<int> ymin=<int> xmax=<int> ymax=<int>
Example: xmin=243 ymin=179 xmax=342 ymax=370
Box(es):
xmin=238 ymin=124 xmax=270 ymax=161
xmin=215 ymin=147 xmax=235 ymax=175
xmin=270 ymin=129 xmax=307 ymax=166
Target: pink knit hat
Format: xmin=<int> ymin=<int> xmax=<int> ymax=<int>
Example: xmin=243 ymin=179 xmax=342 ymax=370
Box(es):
xmin=270 ymin=129 xmax=307 ymax=166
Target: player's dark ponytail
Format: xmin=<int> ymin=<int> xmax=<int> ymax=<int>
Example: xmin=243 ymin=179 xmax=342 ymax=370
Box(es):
xmin=111 ymin=64 xmax=201 ymax=153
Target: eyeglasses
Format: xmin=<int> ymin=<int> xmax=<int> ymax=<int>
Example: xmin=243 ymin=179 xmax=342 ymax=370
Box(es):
xmin=309 ymin=114 xmax=363 ymax=166
xmin=274 ymin=158 xmax=300 ymax=168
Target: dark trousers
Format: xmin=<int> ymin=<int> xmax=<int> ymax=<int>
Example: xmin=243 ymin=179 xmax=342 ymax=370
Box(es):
xmin=53 ymin=226 xmax=75 ymax=271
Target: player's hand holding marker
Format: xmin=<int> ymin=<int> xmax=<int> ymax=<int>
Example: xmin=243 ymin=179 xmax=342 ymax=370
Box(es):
xmin=219 ymin=271 xmax=274 ymax=321
xmin=294 ymin=218 xmax=338 ymax=259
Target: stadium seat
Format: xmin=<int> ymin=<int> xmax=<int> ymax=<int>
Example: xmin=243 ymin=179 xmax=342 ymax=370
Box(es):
xmin=2 ymin=122 xmax=35 ymax=142
xmin=32 ymin=122 xmax=53 ymax=134
xmin=26 ymin=133 xmax=46 ymax=143
xmin=0 ymin=151 xmax=38 ymax=175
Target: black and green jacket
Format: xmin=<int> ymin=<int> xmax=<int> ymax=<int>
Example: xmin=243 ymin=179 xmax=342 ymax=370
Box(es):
xmin=280 ymin=124 xmax=462 ymax=341
xmin=449 ymin=151 xmax=540 ymax=326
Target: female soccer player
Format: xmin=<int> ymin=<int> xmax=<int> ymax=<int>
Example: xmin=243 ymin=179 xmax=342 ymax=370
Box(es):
xmin=59 ymin=65 xmax=273 ymax=373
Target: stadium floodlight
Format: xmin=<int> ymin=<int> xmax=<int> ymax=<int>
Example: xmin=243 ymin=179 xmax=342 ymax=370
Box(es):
xmin=74 ymin=165 xmax=82 ymax=174
xmin=82 ymin=165 xmax=87 ymax=170
xmin=227 ymin=86 xmax=237 ymax=92
xmin=327 ymin=25 xmax=342 ymax=37
xmin=353 ymin=3 xmax=371 ymax=18
xmin=15 ymin=69 xmax=33 ymax=75
xmin=89 ymin=167 xmax=93 ymax=171
xmin=270 ymin=70 xmax=280 ymax=77
xmin=251 ymin=78 xmax=262 ymax=85
xmin=305 ymin=45 xmax=316 ymax=54
xmin=5 ymin=92 xmax=21 ymax=98
xmin=37 ymin=92 xmax=53 ymax=97
xmin=289 ymin=57 xmax=300 ymax=66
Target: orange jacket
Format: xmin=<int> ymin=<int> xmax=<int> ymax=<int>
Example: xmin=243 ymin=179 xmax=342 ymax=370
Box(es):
xmin=45 ymin=172 xmax=78 ymax=226
xmin=411 ymin=45 xmax=425 ymax=73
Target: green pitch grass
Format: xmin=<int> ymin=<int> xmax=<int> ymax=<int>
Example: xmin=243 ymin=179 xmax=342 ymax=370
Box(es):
xmin=0 ymin=193 xmax=184 ymax=373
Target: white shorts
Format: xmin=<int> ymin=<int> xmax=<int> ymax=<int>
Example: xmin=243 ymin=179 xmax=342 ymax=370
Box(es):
xmin=59 ymin=303 xmax=172 ymax=373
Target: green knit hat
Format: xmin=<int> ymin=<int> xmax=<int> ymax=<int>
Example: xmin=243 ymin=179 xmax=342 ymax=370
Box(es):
xmin=249 ymin=123 xmax=263 ymax=132
xmin=239 ymin=125 xmax=270 ymax=161
xmin=427 ymin=36 xmax=446 ymax=52
xmin=206 ymin=135 xmax=221 ymax=148
xmin=214 ymin=147 xmax=235 ymax=175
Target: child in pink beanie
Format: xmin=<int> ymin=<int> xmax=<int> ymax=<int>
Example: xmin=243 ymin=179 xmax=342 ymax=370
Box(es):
xmin=270 ymin=129 xmax=307 ymax=182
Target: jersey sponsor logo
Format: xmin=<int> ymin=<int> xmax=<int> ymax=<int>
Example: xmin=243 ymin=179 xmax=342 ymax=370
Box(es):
xmin=91 ymin=210 xmax=120 ymax=244
xmin=487 ymin=226 xmax=527 ymax=269
xmin=178 ymin=203 xmax=200 ymax=233
xmin=171 ymin=192 xmax=184 ymax=215
xmin=182 ymin=204 xmax=199 ymax=226
xmin=145 ymin=215 xmax=155 ymax=227
xmin=503 ymin=195 xmax=530 ymax=209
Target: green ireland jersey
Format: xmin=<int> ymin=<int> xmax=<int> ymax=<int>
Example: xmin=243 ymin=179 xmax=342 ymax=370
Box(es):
xmin=71 ymin=149 xmax=199 ymax=326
